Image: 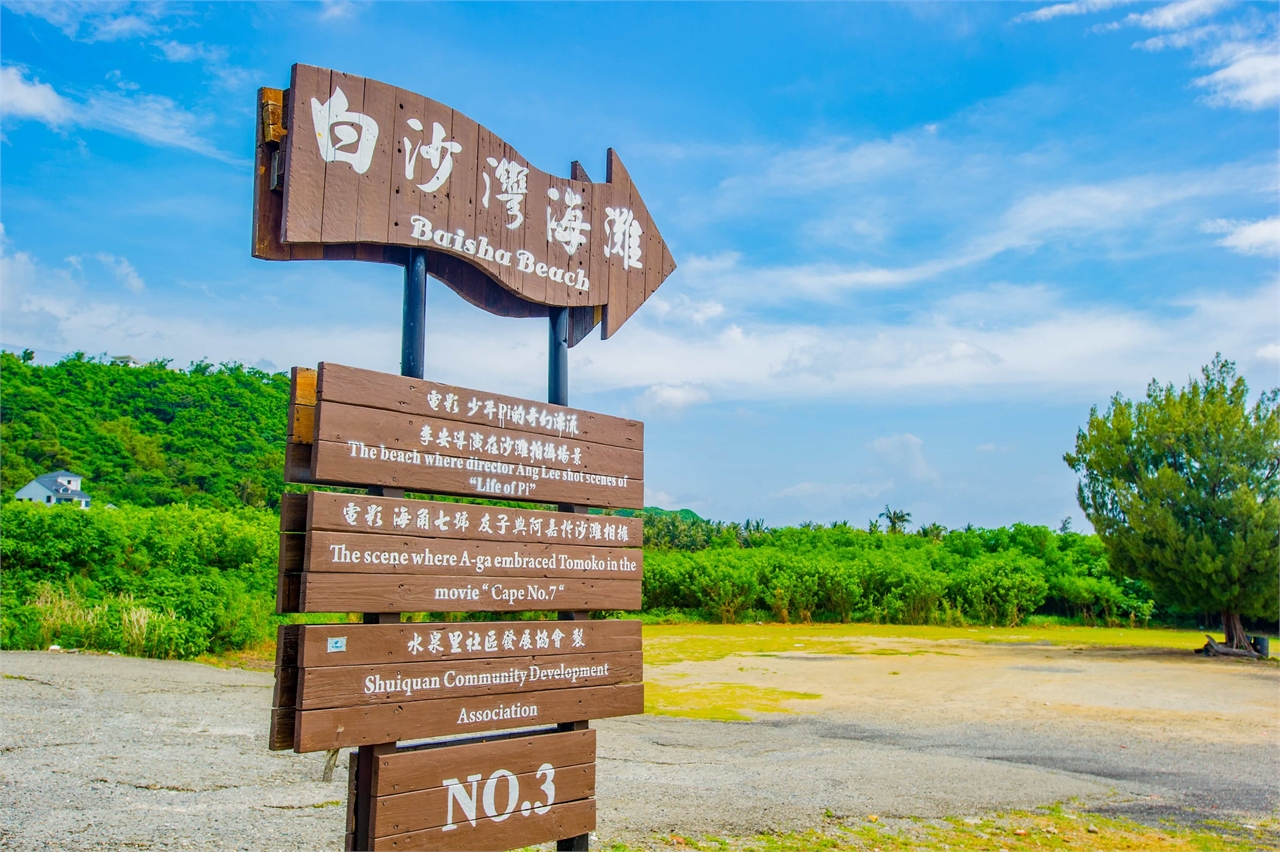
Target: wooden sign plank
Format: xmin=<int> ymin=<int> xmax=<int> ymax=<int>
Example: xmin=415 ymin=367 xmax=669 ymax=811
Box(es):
xmin=281 ymin=64 xmax=328 ymax=243
xmin=305 ymin=531 xmax=641 ymax=579
xmin=307 ymin=439 xmax=642 ymax=509
xmin=375 ymin=764 xmax=593 ymax=838
xmin=374 ymin=798 xmax=594 ymax=851
xmin=293 ymin=620 xmax=642 ymax=669
xmin=374 ymin=729 xmax=594 ymax=796
xmin=295 ymin=683 xmax=641 ymax=752
xmin=314 ymin=400 xmax=644 ymax=480
xmin=267 ymin=64 xmax=676 ymax=338
xmin=297 ymin=572 xmax=641 ymax=613
xmin=315 ymin=363 xmax=642 ymax=451
xmin=298 ymin=650 xmax=641 ymax=710
xmin=303 ymin=491 xmax=642 ymax=545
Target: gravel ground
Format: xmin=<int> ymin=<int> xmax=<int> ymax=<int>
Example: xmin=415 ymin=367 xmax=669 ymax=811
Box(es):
xmin=0 ymin=647 xmax=1274 ymax=850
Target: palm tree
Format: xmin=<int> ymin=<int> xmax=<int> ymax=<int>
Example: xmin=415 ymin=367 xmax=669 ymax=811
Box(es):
xmin=879 ymin=505 xmax=912 ymax=534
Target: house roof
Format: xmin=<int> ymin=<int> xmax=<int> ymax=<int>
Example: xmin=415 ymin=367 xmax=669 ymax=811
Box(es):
xmin=30 ymin=471 xmax=90 ymax=501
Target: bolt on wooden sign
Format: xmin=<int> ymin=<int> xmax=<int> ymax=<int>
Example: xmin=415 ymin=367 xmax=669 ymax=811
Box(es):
xmin=272 ymin=362 xmax=645 ymax=850
xmin=253 ymin=64 xmax=677 ymax=341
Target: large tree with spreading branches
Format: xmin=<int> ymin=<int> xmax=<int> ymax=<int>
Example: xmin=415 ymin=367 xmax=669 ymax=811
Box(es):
xmin=1065 ymin=355 xmax=1279 ymax=650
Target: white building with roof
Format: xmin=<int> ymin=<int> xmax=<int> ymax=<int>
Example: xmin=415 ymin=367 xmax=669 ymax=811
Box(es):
xmin=14 ymin=470 xmax=91 ymax=509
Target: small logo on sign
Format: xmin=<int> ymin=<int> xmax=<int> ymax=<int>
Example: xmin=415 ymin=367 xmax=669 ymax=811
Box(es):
xmin=327 ymin=636 xmax=347 ymax=653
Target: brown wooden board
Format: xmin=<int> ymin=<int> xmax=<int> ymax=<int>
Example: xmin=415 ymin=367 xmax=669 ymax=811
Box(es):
xmin=294 ymin=682 xmax=642 ymax=751
xmin=375 ymin=762 xmax=593 ymax=838
xmin=258 ymin=63 xmax=675 ymax=336
xmin=374 ymin=729 xmax=593 ymax=796
xmin=298 ymin=650 xmax=640 ymax=710
xmin=307 ymin=439 xmax=642 ymax=509
xmin=314 ymin=401 xmax=643 ymax=480
xmin=304 ymin=491 xmax=641 ymax=546
xmin=374 ymin=798 xmax=594 ymax=851
xmin=319 ymin=68 xmax=364 ymax=244
xmin=314 ymin=362 xmax=642 ymax=451
xmin=355 ymin=74 xmax=396 ymax=244
xmin=291 ymin=620 xmax=641 ymax=669
xmin=297 ymin=573 xmax=640 ymax=614
xmin=281 ymin=64 xmax=328 ymax=243
xmin=305 ymin=532 xmax=641 ymax=579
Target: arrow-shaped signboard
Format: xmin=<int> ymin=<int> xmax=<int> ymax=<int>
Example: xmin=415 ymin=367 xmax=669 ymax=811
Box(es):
xmin=252 ymin=64 xmax=676 ymax=341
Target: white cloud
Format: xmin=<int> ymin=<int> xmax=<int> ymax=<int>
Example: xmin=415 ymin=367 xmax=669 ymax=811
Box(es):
xmin=1123 ymin=0 xmax=1236 ymax=31
xmin=777 ymin=481 xmax=885 ymax=500
xmin=1016 ymin=0 xmax=1278 ymax=111
xmin=153 ymin=41 xmax=253 ymax=91
xmin=95 ymin=253 xmax=145 ymax=293
xmin=678 ymin=168 xmax=1262 ymax=303
xmin=1192 ymin=36 xmax=1280 ymax=109
xmin=0 ymin=66 xmax=241 ymax=163
xmin=1257 ymin=343 xmax=1280 ymax=361
xmin=2 ymin=1 xmax=162 ymax=42
xmin=635 ymin=383 xmax=711 ymax=414
xmin=319 ymin=0 xmax=362 ymax=20
xmin=1202 ymin=216 xmax=1280 ymax=256
xmin=570 ymin=278 xmax=1280 ymax=403
xmin=1013 ymin=0 xmax=1139 ymax=24
xmin=869 ymin=433 xmax=940 ymax=484
xmin=0 ymin=65 xmax=73 ymax=123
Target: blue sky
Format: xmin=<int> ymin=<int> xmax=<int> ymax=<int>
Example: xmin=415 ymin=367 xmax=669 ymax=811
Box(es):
xmin=2 ymin=1 xmax=1277 ymax=530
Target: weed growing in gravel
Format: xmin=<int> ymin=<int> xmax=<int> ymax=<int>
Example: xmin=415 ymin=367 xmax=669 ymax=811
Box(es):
xmin=573 ymin=809 xmax=1273 ymax=852
xmin=644 ymin=681 xmax=820 ymax=721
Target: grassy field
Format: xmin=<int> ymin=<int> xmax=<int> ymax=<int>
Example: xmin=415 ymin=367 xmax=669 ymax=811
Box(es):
xmin=640 ymin=622 xmax=1213 ymax=666
xmin=583 ymin=809 xmax=1273 ymax=852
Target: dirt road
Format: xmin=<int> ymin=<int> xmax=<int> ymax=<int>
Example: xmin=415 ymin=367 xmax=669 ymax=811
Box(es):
xmin=0 ymin=638 xmax=1274 ymax=850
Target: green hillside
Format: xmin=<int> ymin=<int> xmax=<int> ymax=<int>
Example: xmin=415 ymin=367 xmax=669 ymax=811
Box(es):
xmin=1 ymin=351 xmax=289 ymax=509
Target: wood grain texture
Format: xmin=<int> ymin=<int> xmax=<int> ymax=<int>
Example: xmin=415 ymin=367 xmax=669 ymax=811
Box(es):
xmin=355 ymin=74 xmax=396 ymax=244
xmin=269 ymin=706 xmax=296 ymax=751
xmin=319 ymin=68 xmax=363 ymax=243
xmin=309 ymin=439 xmax=642 ymax=509
xmin=304 ymin=491 xmax=642 ymax=546
xmin=295 ymin=620 xmax=641 ymax=668
xmin=315 ymin=362 xmax=642 ymax=451
xmin=276 ymin=623 xmax=302 ymax=668
xmin=280 ymin=493 xmax=308 ymax=532
xmin=282 ymin=64 xmax=328 ymax=243
xmin=274 ymin=63 xmax=673 ymax=335
xmin=251 ymin=87 xmax=290 ymax=261
xmin=297 ymin=650 xmax=641 ymax=710
xmin=294 ymin=682 xmax=643 ymax=751
xmin=373 ymin=797 xmax=594 ymax=851
xmin=297 ymin=572 xmax=641 ymax=614
xmin=314 ymin=401 xmax=643 ymax=480
xmin=373 ymin=729 xmax=594 ymax=796
xmin=280 ymin=533 xmax=305 ymax=573
xmin=373 ymin=763 xmax=593 ymax=838
xmin=304 ymin=531 xmax=641 ymax=579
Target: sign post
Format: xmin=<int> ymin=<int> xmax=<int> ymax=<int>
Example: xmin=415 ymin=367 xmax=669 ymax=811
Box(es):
xmin=255 ymin=62 xmax=673 ymax=852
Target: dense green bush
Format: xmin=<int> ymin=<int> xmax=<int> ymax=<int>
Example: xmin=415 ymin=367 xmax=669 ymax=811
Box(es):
xmin=642 ymin=522 xmax=1155 ymax=626
xmin=1 ymin=501 xmax=279 ymax=657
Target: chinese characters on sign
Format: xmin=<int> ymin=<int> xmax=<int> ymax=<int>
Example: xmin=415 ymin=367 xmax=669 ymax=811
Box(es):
xmin=263 ymin=64 xmax=677 ymax=338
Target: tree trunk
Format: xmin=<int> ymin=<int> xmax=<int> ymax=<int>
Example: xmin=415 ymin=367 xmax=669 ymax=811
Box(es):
xmin=1221 ymin=610 xmax=1249 ymax=650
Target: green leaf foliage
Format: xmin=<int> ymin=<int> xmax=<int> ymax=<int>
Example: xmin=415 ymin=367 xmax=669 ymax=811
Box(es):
xmin=1065 ymin=355 xmax=1279 ymax=623
xmin=1 ymin=501 xmax=279 ymax=657
xmin=642 ymin=521 xmax=1152 ymax=627
xmin=1 ymin=351 xmax=289 ymax=509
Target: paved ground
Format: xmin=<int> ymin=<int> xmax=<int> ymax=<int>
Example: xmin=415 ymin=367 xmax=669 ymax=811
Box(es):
xmin=0 ymin=642 xmax=1275 ymax=850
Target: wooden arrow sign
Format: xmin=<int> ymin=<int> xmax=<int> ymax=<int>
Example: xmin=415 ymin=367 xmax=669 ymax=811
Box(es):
xmin=252 ymin=64 xmax=677 ymax=340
